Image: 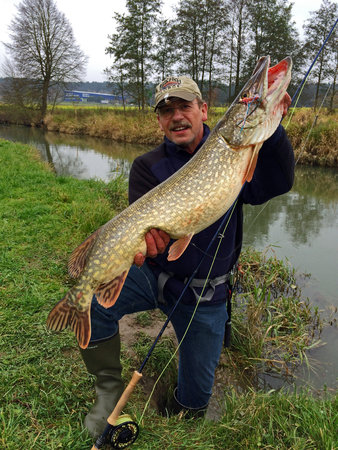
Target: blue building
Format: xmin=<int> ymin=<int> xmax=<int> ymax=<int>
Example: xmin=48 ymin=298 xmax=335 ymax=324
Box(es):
xmin=64 ymin=90 xmax=123 ymax=104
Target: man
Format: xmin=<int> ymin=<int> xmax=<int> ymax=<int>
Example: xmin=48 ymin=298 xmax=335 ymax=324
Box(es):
xmin=80 ymin=76 xmax=294 ymax=437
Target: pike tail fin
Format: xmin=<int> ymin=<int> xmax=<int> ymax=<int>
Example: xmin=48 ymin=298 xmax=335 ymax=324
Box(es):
xmin=46 ymin=293 xmax=91 ymax=349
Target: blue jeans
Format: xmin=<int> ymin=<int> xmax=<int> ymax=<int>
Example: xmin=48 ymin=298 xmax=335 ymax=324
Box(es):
xmin=90 ymin=262 xmax=228 ymax=409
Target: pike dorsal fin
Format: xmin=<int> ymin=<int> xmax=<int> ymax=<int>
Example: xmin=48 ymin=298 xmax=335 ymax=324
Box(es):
xmin=94 ymin=270 xmax=129 ymax=308
xmin=68 ymin=228 xmax=101 ymax=278
xmin=167 ymin=233 xmax=194 ymax=261
xmin=242 ymin=143 xmax=262 ymax=183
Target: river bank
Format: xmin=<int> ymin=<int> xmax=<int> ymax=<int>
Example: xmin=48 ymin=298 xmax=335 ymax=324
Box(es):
xmin=1 ymin=139 xmax=336 ymax=449
xmin=0 ymin=104 xmax=337 ymax=167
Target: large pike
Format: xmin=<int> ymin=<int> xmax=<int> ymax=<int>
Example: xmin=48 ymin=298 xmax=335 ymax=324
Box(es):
xmin=47 ymin=55 xmax=292 ymax=349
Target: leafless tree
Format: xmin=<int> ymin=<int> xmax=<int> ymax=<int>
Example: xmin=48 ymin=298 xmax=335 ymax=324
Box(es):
xmin=1 ymin=0 xmax=87 ymax=119
xmin=303 ymin=0 xmax=337 ymax=111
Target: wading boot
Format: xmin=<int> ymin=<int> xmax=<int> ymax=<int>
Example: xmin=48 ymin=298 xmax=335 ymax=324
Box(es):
xmin=79 ymin=333 xmax=124 ymax=438
xmin=166 ymin=387 xmax=208 ymax=419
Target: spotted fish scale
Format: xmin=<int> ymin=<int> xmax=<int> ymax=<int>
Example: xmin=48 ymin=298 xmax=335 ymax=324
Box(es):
xmin=47 ymin=55 xmax=292 ymax=348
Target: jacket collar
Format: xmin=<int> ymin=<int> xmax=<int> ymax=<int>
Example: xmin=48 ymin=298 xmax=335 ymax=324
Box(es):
xmin=164 ymin=124 xmax=210 ymax=158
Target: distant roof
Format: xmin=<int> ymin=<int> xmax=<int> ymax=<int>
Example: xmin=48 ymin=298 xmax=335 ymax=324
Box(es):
xmin=64 ymin=90 xmax=122 ymax=100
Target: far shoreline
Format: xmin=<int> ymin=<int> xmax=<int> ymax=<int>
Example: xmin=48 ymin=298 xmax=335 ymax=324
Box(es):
xmin=0 ymin=104 xmax=337 ymax=167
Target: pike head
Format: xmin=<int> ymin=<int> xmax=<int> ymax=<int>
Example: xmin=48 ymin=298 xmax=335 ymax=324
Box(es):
xmin=216 ymin=56 xmax=292 ymax=147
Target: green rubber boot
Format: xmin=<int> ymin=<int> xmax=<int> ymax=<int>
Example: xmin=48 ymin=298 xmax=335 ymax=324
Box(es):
xmin=80 ymin=333 xmax=124 ymax=438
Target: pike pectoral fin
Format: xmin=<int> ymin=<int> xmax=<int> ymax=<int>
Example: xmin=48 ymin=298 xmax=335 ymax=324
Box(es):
xmin=167 ymin=233 xmax=194 ymax=261
xmin=94 ymin=270 xmax=129 ymax=308
xmin=68 ymin=228 xmax=101 ymax=278
xmin=46 ymin=295 xmax=92 ymax=349
xmin=242 ymin=143 xmax=261 ymax=183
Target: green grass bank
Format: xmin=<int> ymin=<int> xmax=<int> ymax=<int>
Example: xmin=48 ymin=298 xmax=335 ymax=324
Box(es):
xmin=0 ymin=140 xmax=336 ymax=449
xmin=0 ymin=104 xmax=337 ymax=167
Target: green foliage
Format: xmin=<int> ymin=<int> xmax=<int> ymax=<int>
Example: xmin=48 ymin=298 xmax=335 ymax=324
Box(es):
xmin=152 ymin=19 xmax=177 ymax=82
xmin=102 ymin=0 xmax=333 ymax=106
xmin=173 ymin=0 xmax=227 ymax=95
xmin=0 ymin=140 xmax=111 ymax=448
xmin=302 ymin=0 xmax=337 ymax=110
xmin=105 ymin=0 xmax=162 ymax=109
xmin=246 ymin=0 xmax=303 ymax=77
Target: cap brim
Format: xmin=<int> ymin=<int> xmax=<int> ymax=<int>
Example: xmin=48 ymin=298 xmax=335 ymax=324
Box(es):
xmin=155 ymin=91 xmax=198 ymax=110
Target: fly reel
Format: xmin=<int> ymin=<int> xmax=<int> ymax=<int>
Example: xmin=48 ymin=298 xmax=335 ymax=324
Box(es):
xmin=108 ymin=414 xmax=139 ymax=449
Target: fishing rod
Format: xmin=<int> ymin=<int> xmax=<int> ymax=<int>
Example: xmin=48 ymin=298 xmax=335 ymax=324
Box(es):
xmin=286 ymin=17 xmax=337 ymax=125
xmin=291 ymin=17 xmax=337 ymax=106
xmin=90 ymin=194 xmax=241 ymax=449
xmin=249 ymin=18 xmax=338 ymax=236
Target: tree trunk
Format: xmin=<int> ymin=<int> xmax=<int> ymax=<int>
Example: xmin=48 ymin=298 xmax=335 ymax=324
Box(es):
xmin=235 ymin=0 xmax=245 ymax=97
xmin=41 ymin=79 xmax=50 ymax=122
xmin=314 ymin=57 xmax=324 ymax=111
xmin=235 ymin=14 xmax=243 ymax=96
xmin=329 ymin=58 xmax=337 ymax=112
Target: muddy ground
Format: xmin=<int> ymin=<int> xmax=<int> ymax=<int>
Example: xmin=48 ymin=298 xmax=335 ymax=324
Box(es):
xmin=119 ymin=310 xmax=233 ymax=420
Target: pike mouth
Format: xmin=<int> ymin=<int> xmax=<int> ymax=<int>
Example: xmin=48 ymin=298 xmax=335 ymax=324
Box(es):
xmin=266 ymin=57 xmax=291 ymax=99
xmin=236 ymin=56 xmax=292 ymax=129
xmin=216 ymin=55 xmax=292 ymax=147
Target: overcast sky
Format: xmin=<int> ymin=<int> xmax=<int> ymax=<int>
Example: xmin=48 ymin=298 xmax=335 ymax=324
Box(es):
xmin=0 ymin=0 xmax=325 ymax=82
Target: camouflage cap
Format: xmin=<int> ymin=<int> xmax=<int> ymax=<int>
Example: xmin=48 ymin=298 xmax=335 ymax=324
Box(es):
xmin=154 ymin=76 xmax=202 ymax=110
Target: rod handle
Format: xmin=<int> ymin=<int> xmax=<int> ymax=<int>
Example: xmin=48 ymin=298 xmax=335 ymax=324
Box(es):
xmin=107 ymin=370 xmax=142 ymax=426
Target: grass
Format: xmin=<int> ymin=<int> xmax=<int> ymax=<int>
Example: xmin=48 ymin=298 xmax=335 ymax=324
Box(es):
xmin=285 ymin=108 xmax=338 ymax=167
xmin=224 ymin=247 xmax=323 ymax=385
xmin=42 ymin=106 xmax=164 ymax=145
xmin=0 ymin=139 xmax=336 ymax=449
xmin=134 ymin=311 xmax=154 ymax=327
xmin=0 ymin=140 xmax=123 ymax=448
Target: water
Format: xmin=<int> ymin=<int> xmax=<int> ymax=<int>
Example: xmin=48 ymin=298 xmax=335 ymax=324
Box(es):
xmin=1 ymin=124 xmax=337 ymax=391
xmin=243 ymin=167 xmax=338 ymax=307
xmin=0 ymin=124 xmax=149 ymax=181
xmin=242 ymin=167 xmax=338 ymax=391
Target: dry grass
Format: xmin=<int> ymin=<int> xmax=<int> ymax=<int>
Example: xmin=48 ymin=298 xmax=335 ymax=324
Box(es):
xmin=44 ymin=107 xmax=163 ymax=144
xmin=1 ymin=103 xmax=337 ymax=166
xmin=285 ymin=108 xmax=338 ymax=166
xmin=46 ymin=105 xmax=338 ymax=166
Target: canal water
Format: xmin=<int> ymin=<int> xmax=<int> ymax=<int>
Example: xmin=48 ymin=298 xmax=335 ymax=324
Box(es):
xmin=1 ymin=124 xmax=337 ymax=391
xmin=0 ymin=123 xmax=148 ymax=181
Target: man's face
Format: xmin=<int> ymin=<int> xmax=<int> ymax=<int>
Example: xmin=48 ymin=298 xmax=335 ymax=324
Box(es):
xmin=157 ymin=98 xmax=208 ymax=153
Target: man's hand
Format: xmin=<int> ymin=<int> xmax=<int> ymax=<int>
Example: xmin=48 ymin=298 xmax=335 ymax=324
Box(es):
xmin=133 ymin=229 xmax=170 ymax=267
xmin=282 ymin=92 xmax=291 ymax=118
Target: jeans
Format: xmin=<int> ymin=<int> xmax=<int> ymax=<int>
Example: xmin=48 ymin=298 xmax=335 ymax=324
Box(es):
xmin=90 ymin=262 xmax=228 ymax=409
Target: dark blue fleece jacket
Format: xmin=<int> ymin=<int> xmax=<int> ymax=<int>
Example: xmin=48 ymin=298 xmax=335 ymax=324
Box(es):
xmin=128 ymin=124 xmax=294 ymax=305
